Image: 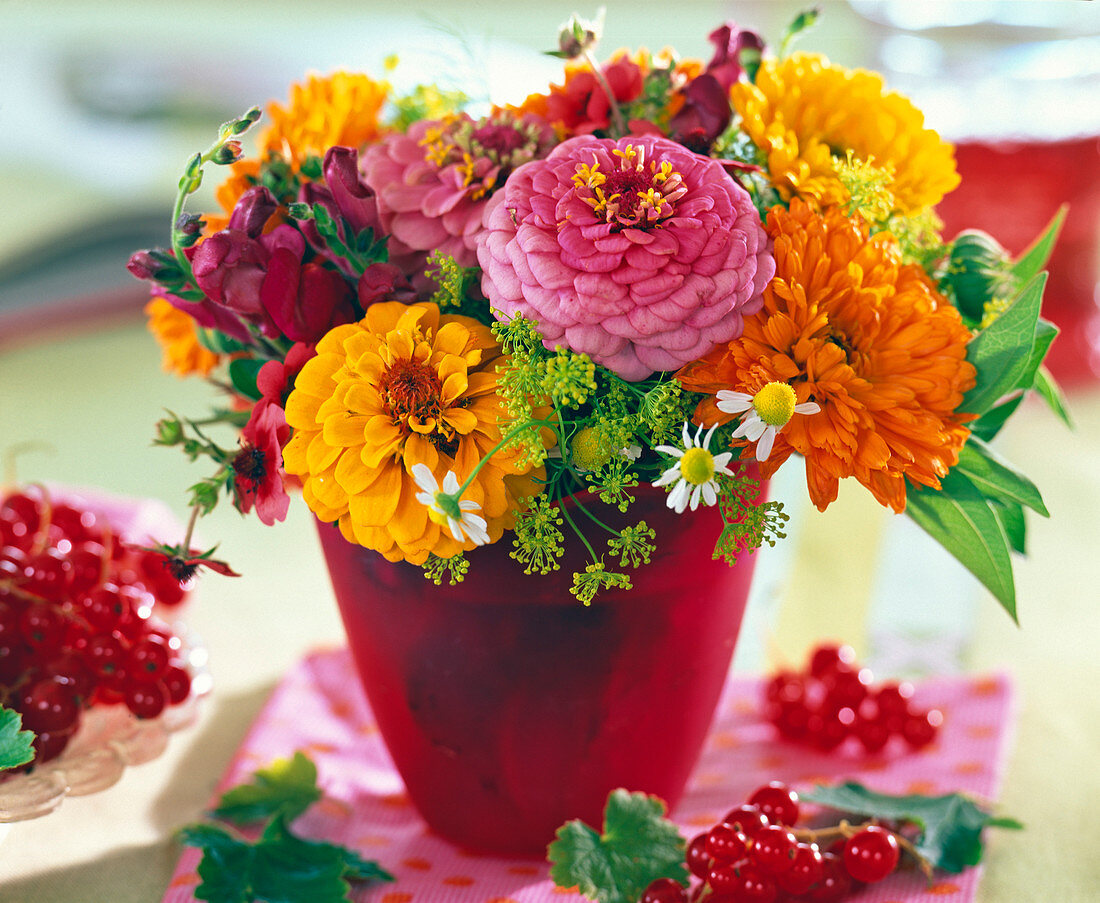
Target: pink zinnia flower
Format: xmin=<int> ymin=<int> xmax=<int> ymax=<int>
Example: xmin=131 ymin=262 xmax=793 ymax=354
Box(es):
xmin=477 ymin=134 xmax=774 ymax=381
xmin=361 ymin=112 xmax=555 ymax=270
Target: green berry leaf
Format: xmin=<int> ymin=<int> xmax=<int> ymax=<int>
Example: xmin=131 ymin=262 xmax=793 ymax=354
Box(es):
xmin=210 ymin=751 xmax=323 ymax=824
xmin=548 ymin=789 xmax=688 ymax=903
xmin=1011 ymin=204 xmax=1067 ymax=286
xmin=0 ymin=706 xmax=36 ymax=771
xmin=801 ymin=782 xmax=1021 ymax=874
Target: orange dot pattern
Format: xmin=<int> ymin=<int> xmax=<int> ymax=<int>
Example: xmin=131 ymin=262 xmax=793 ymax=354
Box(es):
xmin=158 ymin=651 xmax=1013 ymax=903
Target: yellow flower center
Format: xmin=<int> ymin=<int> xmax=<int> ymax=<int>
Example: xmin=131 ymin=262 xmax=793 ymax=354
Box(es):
xmin=753 ymin=382 xmax=797 ymax=427
xmin=679 ymin=447 xmax=716 ymax=486
xmin=574 ymin=145 xmax=684 ymax=229
xmin=570 ymin=426 xmax=609 ymax=471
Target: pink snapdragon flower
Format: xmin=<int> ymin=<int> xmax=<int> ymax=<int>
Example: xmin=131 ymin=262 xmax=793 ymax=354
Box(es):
xmin=361 ymin=112 xmax=555 ymax=271
xmin=477 ymin=134 xmax=774 ymax=381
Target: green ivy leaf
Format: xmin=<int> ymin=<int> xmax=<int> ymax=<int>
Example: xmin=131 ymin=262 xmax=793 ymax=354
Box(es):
xmin=905 ymin=470 xmax=1016 ymax=621
xmin=548 ymin=790 xmax=687 ymax=903
xmin=211 ymin=751 xmax=323 ymax=824
xmin=802 ymin=782 xmax=1022 ymax=874
xmin=961 ymin=272 xmax=1046 ymax=415
xmin=954 ymin=437 xmax=1048 ymax=517
xmin=228 ymin=359 xmax=266 ymax=404
xmin=0 ymin=706 xmax=36 ymax=770
xmin=1011 ymin=205 xmax=1067 ymax=285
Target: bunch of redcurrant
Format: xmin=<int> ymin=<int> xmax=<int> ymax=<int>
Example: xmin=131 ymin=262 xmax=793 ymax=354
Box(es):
xmin=640 ymin=783 xmax=908 ymax=903
xmin=0 ymin=487 xmax=195 ymax=765
xmin=764 ymin=644 xmax=943 ymax=755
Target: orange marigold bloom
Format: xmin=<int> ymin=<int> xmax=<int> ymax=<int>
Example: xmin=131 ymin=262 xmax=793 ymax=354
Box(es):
xmin=730 ymin=53 xmax=959 ymax=214
xmin=677 ymin=201 xmax=976 ymax=514
xmin=206 ymin=72 xmax=391 ymax=233
xmin=144 ymin=296 xmax=220 ymax=377
xmin=282 ymin=302 xmax=546 ymax=564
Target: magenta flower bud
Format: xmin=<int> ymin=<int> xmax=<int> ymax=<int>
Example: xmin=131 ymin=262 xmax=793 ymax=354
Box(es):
xmin=322 ymin=146 xmax=380 ymax=235
xmin=228 ymin=186 xmax=278 ymax=238
xmin=706 ymin=22 xmax=765 ymax=90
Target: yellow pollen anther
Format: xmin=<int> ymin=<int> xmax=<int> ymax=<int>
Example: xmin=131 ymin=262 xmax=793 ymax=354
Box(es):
xmin=753 ymin=382 xmax=798 ymax=427
xmin=679 ymin=447 xmax=716 ymax=486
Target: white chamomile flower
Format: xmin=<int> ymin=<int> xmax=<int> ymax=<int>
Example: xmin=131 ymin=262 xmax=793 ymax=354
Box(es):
xmin=652 ymin=422 xmax=735 ymax=514
xmin=411 ymin=463 xmax=490 ymax=546
xmin=716 ymin=381 xmax=820 ymax=462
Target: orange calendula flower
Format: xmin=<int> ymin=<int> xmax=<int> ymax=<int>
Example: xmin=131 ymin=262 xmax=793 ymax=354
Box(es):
xmin=730 ymin=53 xmax=959 ymax=214
xmin=282 ymin=302 xmax=546 ymax=564
xmin=144 ymin=296 xmax=220 ymax=377
xmin=677 ymin=200 xmax=976 ymax=514
xmin=205 ymin=71 xmax=391 ymax=233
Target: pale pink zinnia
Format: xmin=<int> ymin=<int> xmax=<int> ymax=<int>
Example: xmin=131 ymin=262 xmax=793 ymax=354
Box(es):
xmin=477 ymin=134 xmax=774 ymax=381
xmin=361 ymin=112 xmax=555 ymax=271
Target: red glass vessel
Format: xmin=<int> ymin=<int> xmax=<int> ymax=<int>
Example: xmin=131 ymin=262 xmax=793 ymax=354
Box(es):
xmin=316 ymin=481 xmax=762 ymax=854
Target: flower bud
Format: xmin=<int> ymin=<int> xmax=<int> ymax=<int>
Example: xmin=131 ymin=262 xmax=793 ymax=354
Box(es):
xmin=555 ymin=10 xmax=603 ymax=59
xmin=211 ymin=140 xmax=243 ymax=165
xmin=155 ymin=417 xmax=184 ymax=446
xmin=127 ymin=248 xmax=181 ymax=283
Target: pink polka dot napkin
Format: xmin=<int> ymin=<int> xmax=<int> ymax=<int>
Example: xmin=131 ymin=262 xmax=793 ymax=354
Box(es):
xmin=162 ymin=649 xmax=1015 ymax=903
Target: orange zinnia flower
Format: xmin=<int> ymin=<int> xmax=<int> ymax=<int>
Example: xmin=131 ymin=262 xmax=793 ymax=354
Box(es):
xmin=144 ymin=296 xmax=220 ymax=377
xmin=282 ymin=302 xmax=547 ymax=564
xmin=677 ymin=201 xmax=976 ymax=513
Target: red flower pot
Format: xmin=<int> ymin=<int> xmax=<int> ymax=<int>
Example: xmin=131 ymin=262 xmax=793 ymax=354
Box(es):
xmin=315 ymin=482 xmax=762 ymax=855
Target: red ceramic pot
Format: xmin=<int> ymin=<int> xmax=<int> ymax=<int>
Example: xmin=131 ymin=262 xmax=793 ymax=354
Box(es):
xmin=316 ymin=480 xmax=763 ymax=855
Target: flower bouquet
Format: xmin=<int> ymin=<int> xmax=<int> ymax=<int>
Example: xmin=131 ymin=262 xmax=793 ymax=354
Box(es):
xmin=128 ymin=9 xmax=1064 ymax=851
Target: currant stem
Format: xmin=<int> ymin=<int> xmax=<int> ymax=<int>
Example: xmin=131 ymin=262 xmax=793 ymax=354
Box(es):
xmin=792 ymin=818 xmax=935 ymax=881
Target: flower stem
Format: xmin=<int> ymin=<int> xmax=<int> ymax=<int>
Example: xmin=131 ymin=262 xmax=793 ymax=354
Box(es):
xmin=582 ymin=49 xmax=626 ymax=138
xmin=453 ymin=417 xmax=554 ymax=499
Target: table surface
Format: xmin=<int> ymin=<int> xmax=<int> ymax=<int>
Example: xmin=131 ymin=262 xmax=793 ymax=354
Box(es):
xmin=2 ymin=2 xmax=1099 ymax=901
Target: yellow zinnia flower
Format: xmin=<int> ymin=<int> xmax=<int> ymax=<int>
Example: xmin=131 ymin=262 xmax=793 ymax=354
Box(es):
xmin=731 ymin=53 xmax=959 ymax=214
xmin=282 ymin=302 xmax=546 ymax=564
xmin=144 ymin=296 xmax=220 ymax=377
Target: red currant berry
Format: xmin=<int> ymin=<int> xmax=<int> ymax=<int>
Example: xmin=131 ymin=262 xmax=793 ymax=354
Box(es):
xmin=821 ymin=667 xmax=873 ymax=712
xmin=124 ymin=681 xmax=168 ymax=719
xmin=806 ymin=852 xmax=852 ymax=902
xmin=706 ymin=823 xmax=749 ymax=863
xmin=749 ymin=824 xmax=797 ymax=875
xmin=639 ymin=877 xmax=686 ymax=903
xmin=21 ymin=549 xmax=73 ymax=601
xmin=19 ymin=602 xmax=68 ymax=653
xmin=686 ymin=832 xmax=713 ymax=879
xmin=853 ymin=713 xmax=891 ymax=754
xmin=776 ymin=843 xmax=824 ymax=895
xmin=808 ymin=643 xmax=856 ymax=679
xmin=843 ymin=826 xmax=900 ymax=883
xmin=723 ymin=863 xmax=777 ymax=903
xmin=874 ymin=680 xmax=914 ymax=715
xmin=128 ymin=637 xmax=170 ymax=682
xmin=806 ymin=709 xmax=848 ymax=751
xmin=720 ymin=805 xmax=769 ymax=838
xmin=161 ymin=665 xmax=193 ymax=705
xmin=902 ymin=708 xmax=943 ymax=748
xmin=20 ymin=677 xmax=81 ymax=733
xmin=747 ymin=782 xmax=799 ymax=826
xmin=772 ymin=699 xmax=812 ymax=741
xmin=32 ymin=726 xmax=77 ymax=764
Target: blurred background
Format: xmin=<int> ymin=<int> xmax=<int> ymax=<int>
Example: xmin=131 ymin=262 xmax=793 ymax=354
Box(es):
xmin=1 ymin=2 xmax=1099 ymax=901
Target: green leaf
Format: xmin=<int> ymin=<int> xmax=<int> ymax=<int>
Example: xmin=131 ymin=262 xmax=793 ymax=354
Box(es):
xmin=954 ymin=437 xmax=1048 ymax=517
xmin=181 ymin=824 xmax=255 ymax=903
xmin=968 ymin=394 xmax=1023 ymax=443
xmin=228 ymin=358 xmax=266 ymax=403
xmin=802 ymin=782 xmax=1021 ymax=874
xmin=1034 ymin=365 xmax=1073 ymax=429
xmin=1011 ymin=205 xmax=1067 ymax=285
xmin=0 ymin=707 xmax=36 ymax=770
xmin=993 ymin=500 xmax=1027 ymax=555
xmin=1014 ymin=318 xmax=1058 ymax=393
xmin=961 ymin=272 xmax=1046 ymax=415
xmin=548 ymin=790 xmax=687 ymax=903
xmin=905 ymin=470 xmax=1017 ymax=621
xmin=211 ymin=751 xmax=323 ymax=824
